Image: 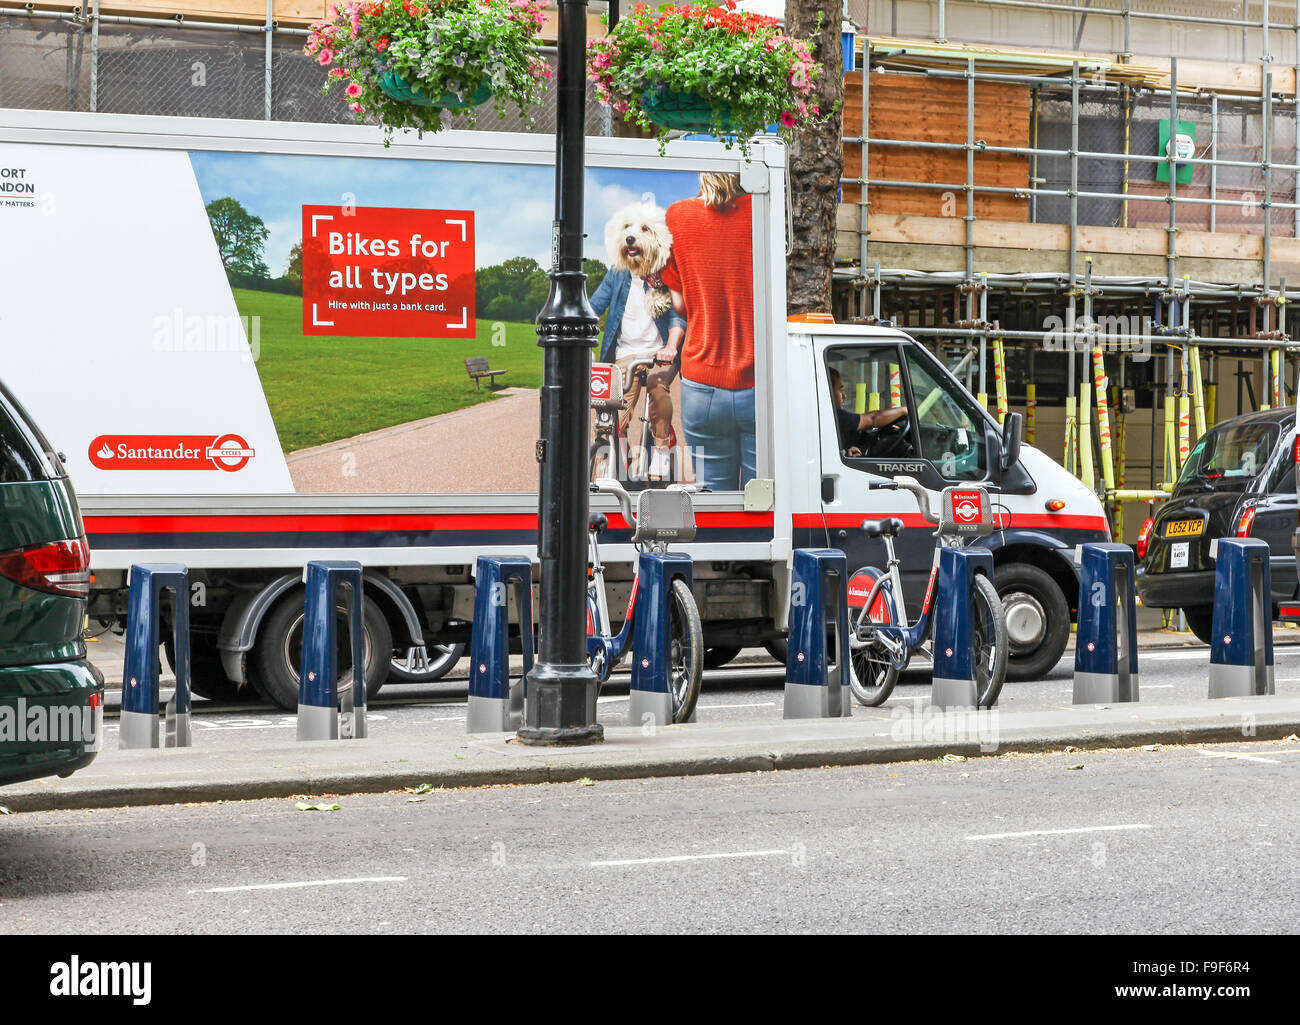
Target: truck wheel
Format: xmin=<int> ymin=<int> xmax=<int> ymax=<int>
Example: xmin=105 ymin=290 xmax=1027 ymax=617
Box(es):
xmin=995 ymin=562 xmax=1070 ymax=681
xmin=163 ymin=633 xmax=251 ymax=704
xmin=763 ymin=637 xmax=788 ymax=664
xmin=250 ymin=592 xmax=392 ymax=712
xmin=388 ymin=642 xmax=466 ymax=683
xmin=703 ymin=645 xmax=742 ymax=669
xmin=1181 ymin=607 xmax=1214 ymax=645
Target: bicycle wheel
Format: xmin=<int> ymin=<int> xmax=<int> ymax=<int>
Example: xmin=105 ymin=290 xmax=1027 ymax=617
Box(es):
xmin=970 ymin=572 xmax=1009 ymax=707
xmin=668 ymin=577 xmax=704 ymax=722
xmin=847 ymin=567 xmax=900 ymax=706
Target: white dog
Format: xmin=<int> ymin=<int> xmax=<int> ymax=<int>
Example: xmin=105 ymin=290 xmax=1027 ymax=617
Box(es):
xmin=604 ymin=201 xmax=674 ymax=319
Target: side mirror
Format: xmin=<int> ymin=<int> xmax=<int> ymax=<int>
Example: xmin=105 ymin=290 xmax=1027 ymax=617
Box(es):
xmin=1000 ymin=412 xmax=1024 ymax=472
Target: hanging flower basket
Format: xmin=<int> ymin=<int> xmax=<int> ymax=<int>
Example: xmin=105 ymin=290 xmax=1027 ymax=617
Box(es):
xmin=306 ymin=0 xmax=552 ymax=141
xmin=378 ymin=70 xmax=492 ymax=109
xmin=640 ymin=87 xmax=734 ymax=133
xmin=587 ymin=1 xmax=830 ymax=155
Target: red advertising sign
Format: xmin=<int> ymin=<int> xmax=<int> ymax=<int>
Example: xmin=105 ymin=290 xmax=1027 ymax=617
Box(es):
xmin=951 ymin=489 xmax=983 ymax=524
xmin=301 ymin=205 xmax=475 ymax=338
xmin=88 ymin=434 xmax=255 ymax=472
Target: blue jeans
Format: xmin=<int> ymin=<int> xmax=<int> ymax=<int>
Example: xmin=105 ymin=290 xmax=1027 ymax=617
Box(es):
xmin=680 ymin=378 xmax=756 ymax=492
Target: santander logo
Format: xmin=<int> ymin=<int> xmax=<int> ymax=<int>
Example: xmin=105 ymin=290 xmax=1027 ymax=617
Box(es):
xmin=952 ymin=490 xmax=983 ymax=524
xmin=590 ymin=365 xmax=612 ymax=398
xmin=88 ymin=434 xmax=256 ymax=472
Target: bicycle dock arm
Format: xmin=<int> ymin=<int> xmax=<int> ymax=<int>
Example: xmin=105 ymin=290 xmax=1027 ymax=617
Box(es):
xmin=590 ymin=478 xmax=636 ymax=526
xmin=867 ymin=475 xmax=938 ymax=524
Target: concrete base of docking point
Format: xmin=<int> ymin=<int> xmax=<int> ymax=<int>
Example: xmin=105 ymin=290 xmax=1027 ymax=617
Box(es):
xmin=930 ymin=677 xmax=978 ymax=711
xmin=118 ymin=709 xmax=158 ymax=750
xmin=296 ymin=703 xmax=336 ymax=741
xmin=1209 ymin=662 xmax=1276 ymax=699
xmin=628 ymin=689 xmax=674 ymax=731
xmin=467 ymin=695 xmax=512 ymax=734
xmin=783 ymin=681 xmax=848 ymax=719
xmin=1074 ymin=671 xmax=1118 ymax=705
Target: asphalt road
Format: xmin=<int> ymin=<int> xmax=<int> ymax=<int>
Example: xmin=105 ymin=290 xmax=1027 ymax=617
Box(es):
xmin=2 ymin=741 xmax=1297 ymax=933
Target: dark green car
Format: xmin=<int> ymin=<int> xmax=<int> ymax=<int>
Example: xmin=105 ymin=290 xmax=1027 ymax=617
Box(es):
xmin=0 ymin=379 xmax=103 ymax=787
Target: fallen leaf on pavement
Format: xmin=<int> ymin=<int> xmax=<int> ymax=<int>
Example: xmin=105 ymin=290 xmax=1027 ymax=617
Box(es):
xmin=1065 ymin=764 xmax=1084 ymax=771
xmin=941 ymin=754 xmax=967 ymax=762
xmin=407 ymin=796 xmax=426 ymax=803
xmin=295 ymin=802 xmax=340 ymax=812
xmin=576 ymin=777 xmax=596 ymax=787
xmin=1140 ymin=744 xmax=1161 ymax=751
xmin=0 ymin=805 xmax=11 ymax=815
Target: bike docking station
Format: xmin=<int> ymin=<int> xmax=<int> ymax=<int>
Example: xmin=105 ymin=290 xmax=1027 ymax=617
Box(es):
xmin=784 ymin=548 xmax=852 ymax=719
xmin=1072 ymin=543 xmax=1140 ymax=704
xmin=120 ymin=563 xmax=193 ymax=750
xmin=467 ymin=556 xmax=534 ymax=733
xmin=930 ymin=487 xmax=997 ymax=711
xmin=1208 ymin=537 xmax=1276 ymax=698
xmin=296 ymin=560 xmax=368 ymax=741
xmin=629 ymin=549 xmax=696 ymax=727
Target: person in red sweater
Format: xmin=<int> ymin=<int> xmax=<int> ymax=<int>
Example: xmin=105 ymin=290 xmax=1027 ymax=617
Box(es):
xmin=658 ymin=172 xmax=756 ymax=490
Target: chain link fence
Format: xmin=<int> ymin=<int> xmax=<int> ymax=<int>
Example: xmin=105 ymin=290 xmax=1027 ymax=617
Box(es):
xmin=0 ymin=12 xmax=609 ymax=135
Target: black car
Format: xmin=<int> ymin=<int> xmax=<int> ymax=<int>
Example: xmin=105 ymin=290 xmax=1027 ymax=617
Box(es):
xmin=1136 ymin=407 xmax=1297 ymax=643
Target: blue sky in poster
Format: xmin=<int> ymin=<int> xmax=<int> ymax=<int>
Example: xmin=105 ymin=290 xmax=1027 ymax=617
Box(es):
xmin=187 ymin=151 xmax=700 ymax=279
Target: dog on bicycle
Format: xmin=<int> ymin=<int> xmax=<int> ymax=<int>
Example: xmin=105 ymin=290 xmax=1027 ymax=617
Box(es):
xmin=588 ymin=201 xmax=685 ymax=481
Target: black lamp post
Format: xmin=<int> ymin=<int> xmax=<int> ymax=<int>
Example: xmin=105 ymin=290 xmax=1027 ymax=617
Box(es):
xmin=517 ymin=0 xmax=604 ymax=745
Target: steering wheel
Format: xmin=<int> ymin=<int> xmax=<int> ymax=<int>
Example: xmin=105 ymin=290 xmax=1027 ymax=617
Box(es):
xmin=861 ymin=414 xmax=911 ymax=458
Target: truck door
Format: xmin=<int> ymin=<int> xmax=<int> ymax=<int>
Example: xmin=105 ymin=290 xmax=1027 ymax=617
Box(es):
xmin=817 ymin=339 xmax=996 ymax=612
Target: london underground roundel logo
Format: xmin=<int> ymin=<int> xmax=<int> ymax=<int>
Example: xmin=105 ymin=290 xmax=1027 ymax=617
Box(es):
xmin=590 ymin=370 xmax=611 ymax=398
xmin=205 ymin=434 xmax=255 ymax=472
xmin=955 ymin=499 xmax=980 ymax=522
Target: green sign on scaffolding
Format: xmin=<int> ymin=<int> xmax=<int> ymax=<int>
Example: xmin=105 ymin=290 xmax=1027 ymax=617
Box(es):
xmin=1157 ymin=119 xmax=1196 ymax=185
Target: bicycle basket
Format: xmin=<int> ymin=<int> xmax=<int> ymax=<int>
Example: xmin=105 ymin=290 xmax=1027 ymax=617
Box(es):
xmin=633 ymin=489 xmax=697 ymax=544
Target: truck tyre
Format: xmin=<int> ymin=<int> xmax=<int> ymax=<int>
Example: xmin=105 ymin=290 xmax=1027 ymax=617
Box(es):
xmin=388 ymin=641 xmax=466 ymax=683
xmin=163 ymin=633 xmax=250 ymax=704
xmin=703 ymin=645 xmax=742 ymax=669
xmin=995 ymin=562 xmax=1070 ymax=681
xmin=1181 ymin=607 xmax=1214 ymax=645
xmin=250 ymin=591 xmax=392 ymax=711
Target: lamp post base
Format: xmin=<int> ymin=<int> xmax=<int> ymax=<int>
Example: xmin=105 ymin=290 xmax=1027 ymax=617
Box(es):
xmin=516 ymin=660 xmax=604 ymax=746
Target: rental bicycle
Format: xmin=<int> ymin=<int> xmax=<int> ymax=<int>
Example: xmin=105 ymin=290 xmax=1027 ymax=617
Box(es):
xmin=846 ymin=476 xmax=1007 ymax=708
xmin=589 ymin=357 xmax=679 ymax=484
xmin=585 ymin=477 xmax=703 ymax=723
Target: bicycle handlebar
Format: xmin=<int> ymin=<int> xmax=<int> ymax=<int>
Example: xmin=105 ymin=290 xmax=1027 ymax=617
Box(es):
xmin=590 ymin=477 xmax=636 ymax=525
xmin=868 ymin=475 xmax=938 ymax=524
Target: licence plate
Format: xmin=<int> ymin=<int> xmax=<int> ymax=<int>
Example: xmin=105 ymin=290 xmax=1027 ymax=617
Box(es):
xmin=1164 ymin=518 xmax=1203 ymax=538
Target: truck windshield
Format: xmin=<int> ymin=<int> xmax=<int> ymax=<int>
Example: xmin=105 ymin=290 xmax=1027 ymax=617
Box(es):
xmin=1175 ymin=421 xmax=1278 ymax=490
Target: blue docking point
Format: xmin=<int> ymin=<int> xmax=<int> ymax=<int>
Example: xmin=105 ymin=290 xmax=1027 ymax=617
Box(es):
xmin=931 ymin=546 xmax=996 ymax=710
xmin=297 ymin=560 xmax=367 ymax=741
xmin=121 ymin=563 xmax=192 ymax=750
xmin=630 ymin=552 xmax=694 ymax=727
xmin=468 ymin=556 xmax=534 ymax=733
xmin=784 ymin=548 xmax=851 ymax=719
xmin=1208 ymin=538 xmax=1275 ymax=698
xmin=1073 ymin=543 xmax=1140 ymax=704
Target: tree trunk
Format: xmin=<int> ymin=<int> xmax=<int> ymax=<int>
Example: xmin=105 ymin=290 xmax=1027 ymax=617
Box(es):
xmin=785 ymin=0 xmax=845 ymax=316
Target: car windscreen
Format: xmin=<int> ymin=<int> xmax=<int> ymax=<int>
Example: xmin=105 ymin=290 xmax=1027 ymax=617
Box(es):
xmin=1175 ymin=420 xmax=1280 ymax=491
xmin=0 ymin=382 xmax=62 ymax=482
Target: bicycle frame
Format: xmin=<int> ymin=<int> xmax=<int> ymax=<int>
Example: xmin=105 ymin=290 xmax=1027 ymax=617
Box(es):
xmin=852 ymin=542 xmax=942 ymax=671
xmin=585 ymin=527 xmax=640 ymax=683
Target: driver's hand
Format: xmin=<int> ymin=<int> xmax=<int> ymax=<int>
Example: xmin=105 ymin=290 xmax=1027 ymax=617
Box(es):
xmin=845 ymin=446 xmax=862 ymax=458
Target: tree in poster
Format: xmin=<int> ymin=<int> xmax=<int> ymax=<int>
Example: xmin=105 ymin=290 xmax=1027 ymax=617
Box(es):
xmin=206 ymin=197 xmax=271 ymax=280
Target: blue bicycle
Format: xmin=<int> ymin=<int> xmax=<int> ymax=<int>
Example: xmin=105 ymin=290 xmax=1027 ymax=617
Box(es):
xmin=846 ymin=476 xmax=1008 ymax=707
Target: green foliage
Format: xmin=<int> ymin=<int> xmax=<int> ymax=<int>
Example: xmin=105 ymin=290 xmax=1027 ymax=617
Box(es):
xmin=206 ymin=196 xmax=270 ymax=279
xmin=587 ymin=1 xmax=828 ymax=155
xmin=306 ymin=0 xmax=553 ymax=141
xmin=474 ymin=256 xmax=609 ymax=322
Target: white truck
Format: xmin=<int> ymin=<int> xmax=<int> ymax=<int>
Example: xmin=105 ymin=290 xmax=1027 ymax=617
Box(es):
xmin=0 ymin=109 xmax=1109 ymax=706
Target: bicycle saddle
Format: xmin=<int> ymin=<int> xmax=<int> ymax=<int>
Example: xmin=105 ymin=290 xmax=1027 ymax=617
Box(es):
xmin=588 ymin=512 xmax=609 ymax=533
xmin=860 ymin=517 xmax=905 ymax=539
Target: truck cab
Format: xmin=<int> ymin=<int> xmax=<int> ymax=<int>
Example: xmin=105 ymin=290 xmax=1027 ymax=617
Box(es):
xmin=787 ymin=324 xmax=1110 ymax=679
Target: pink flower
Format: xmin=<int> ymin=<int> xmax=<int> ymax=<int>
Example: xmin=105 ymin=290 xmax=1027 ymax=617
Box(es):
xmin=345 ymin=82 xmax=363 ymax=97
xmin=811 ymin=104 xmax=820 ymax=116
xmin=350 ymin=102 xmax=364 ymax=113
xmin=593 ymin=52 xmax=612 ymax=69
xmin=779 ymin=110 xmax=796 ymax=128
xmin=318 ymin=49 xmax=334 ymax=65
xmin=329 ymin=68 xmax=348 ymax=78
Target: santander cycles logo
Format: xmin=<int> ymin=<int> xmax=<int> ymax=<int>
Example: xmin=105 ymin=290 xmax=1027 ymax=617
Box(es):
xmin=88 ymin=433 xmax=256 ymax=472
xmin=951 ymin=489 xmax=984 ymax=525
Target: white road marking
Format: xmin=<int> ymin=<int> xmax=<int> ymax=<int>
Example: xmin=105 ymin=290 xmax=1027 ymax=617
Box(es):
xmin=190 ymin=876 xmax=407 ymax=895
xmin=1194 ymin=749 xmax=1280 ymax=765
xmin=591 ymin=849 xmax=788 ymax=867
xmin=966 ymin=824 xmax=1152 ymax=841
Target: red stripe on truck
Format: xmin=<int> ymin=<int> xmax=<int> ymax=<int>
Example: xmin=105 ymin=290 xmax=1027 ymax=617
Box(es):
xmin=792 ymin=512 xmax=1109 ymax=532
